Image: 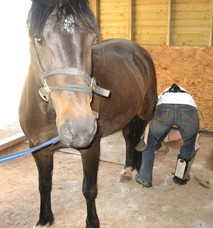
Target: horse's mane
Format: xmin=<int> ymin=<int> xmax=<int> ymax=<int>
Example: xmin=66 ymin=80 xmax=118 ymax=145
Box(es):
xmin=28 ymin=0 xmax=99 ymax=39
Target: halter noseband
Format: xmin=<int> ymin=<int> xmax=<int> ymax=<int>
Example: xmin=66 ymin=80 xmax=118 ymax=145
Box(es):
xmin=32 ymin=41 xmax=110 ymax=102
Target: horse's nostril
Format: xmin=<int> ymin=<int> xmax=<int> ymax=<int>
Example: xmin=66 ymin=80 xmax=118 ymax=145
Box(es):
xmin=59 ymin=123 xmax=73 ymax=144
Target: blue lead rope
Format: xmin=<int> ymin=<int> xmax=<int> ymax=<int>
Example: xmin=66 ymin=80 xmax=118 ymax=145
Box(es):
xmin=0 ymin=136 xmax=60 ymax=164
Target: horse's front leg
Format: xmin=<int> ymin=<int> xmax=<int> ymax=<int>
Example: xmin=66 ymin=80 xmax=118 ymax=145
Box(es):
xmin=81 ymin=139 xmax=100 ymax=228
xmin=32 ymin=148 xmax=54 ymax=227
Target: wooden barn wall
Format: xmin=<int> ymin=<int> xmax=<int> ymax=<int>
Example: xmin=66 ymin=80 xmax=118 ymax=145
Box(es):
xmin=100 ymin=0 xmax=132 ymax=39
xmin=171 ymin=0 xmax=211 ymax=46
xmin=89 ymin=0 xmax=213 ymax=131
xmin=135 ymin=0 xmax=169 ymax=45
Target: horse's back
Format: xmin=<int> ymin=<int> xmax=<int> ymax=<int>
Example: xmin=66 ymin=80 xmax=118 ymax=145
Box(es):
xmin=92 ymin=39 xmax=157 ymax=136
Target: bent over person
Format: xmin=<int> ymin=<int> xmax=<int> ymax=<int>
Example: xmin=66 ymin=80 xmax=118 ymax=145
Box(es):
xmin=135 ymin=84 xmax=199 ymax=187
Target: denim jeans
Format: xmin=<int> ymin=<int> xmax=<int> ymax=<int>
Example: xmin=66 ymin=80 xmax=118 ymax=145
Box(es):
xmin=138 ymin=104 xmax=199 ymax=183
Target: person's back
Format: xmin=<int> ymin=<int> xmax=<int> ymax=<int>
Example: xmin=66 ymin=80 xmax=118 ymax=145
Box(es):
xmin=157 ymin=84 xmax=197 ymax=107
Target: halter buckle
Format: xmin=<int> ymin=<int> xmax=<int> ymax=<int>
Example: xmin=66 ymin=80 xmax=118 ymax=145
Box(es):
xmin=90 ymin=78 xmax=110 ymax=97
xmin=39 ymin=80 xmax=51 ymax=102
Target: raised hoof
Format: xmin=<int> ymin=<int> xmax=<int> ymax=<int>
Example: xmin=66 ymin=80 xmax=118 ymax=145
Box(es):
xmin=119 ymin=168 xmax=133 ymax=182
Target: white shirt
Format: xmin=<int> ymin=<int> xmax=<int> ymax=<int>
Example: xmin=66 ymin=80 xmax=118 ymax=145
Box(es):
xmin=157 ymin=86 xmax=197 ymax=108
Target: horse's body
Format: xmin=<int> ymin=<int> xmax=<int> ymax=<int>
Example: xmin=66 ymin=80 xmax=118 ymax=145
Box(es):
xmin=92 ymin=39 xmax=157 ymax=135
xmin=19 ymin=1 xmax=157 ymax=227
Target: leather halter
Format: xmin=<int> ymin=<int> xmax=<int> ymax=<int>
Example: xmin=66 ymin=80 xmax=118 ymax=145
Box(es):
xmin=32 ymin=40 xmax=110 ymax=102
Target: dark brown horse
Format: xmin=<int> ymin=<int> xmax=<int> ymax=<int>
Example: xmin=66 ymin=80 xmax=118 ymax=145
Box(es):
xmin=19 ymin=0 xmax=157 ymax=227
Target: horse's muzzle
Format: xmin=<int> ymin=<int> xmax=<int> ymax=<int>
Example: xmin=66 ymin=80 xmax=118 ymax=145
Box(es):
xmin=58 ymin=115 xmax=97 ymax=148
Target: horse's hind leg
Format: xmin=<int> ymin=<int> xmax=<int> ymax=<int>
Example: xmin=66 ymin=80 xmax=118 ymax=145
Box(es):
xmin=81 ymin=138 xmax=100 ymax=228
xmin=32 ymin=147 xmax=55 ymax=227
xmin=120 ymin=116 xmax=147 ymax=182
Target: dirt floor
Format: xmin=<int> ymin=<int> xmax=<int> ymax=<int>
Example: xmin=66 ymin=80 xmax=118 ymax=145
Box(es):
xmin=0 ymin=133 xmax=213 ymax=228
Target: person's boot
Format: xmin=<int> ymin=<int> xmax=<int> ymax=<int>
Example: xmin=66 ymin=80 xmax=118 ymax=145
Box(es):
xmin=173 ymin=176 xmax=188 ymax=185
xmin=173 ymin=156 xmax=193 ymax=185
xmin=135 ymin=174 xmax=152 ymax=188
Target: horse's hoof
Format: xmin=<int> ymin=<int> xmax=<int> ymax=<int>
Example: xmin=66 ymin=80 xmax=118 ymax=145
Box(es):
xmin=86 ymin=218 xmax=100 ymax=228
xmin=120 ymin=168 xmax=133 ymax=182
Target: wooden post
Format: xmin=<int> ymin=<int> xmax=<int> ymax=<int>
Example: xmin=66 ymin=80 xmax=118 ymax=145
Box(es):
xmin=128 ymin=0 xmax=134 ymax=40
xmin=209 ymin=0 xmax=213 ymax=46
xmin=0 ymin=133 xmax=26 ymax=152
xmin=89 ymin=0 xmax=100 ymax=25
xmin=167 ymin=0 xmax=172 ymax=46
xmin=209 ymin=16 xmax=213 ymax=46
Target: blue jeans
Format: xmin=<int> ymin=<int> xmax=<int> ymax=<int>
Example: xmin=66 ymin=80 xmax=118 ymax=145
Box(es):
xmin=138 ymin=104 xmax=199 ymax=183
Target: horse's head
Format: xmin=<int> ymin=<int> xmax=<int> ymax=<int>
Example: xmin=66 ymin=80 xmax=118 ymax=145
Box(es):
xmin=28 ymin=0 xmax=101 ymax=148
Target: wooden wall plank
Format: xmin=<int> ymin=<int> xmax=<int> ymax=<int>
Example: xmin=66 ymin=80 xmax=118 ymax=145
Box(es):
xmin=128 ymin=0 xmax=133 ymax=40
xmin=89 ymin=0 xmax=100 ymax=21
xmin=89 ymin=0 xmax=212 ymax=46
xmin=0 ymin=133 xmax=26 ymax=152
xmin=209 ymin=16 xmax=213 ymax=46
xmin=209 ymin=0 xmax=213 ymax=46
xmin=99 ymin=0 xmax=131 ymax=39
xmin=167 ymin=0 xmax=172 ymax=45
xmin=175 ymin=0 xmax=209 ymax=3
xmin=135 ymin=0 xmax=168 ymax=45
xmin=135 ymin=0 xmax=169 ymax=5
xmin=171 ymin=0 xmax=211 ymax=46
